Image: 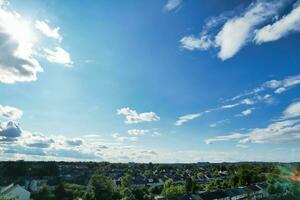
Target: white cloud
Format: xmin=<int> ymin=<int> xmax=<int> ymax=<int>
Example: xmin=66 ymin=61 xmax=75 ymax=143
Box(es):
xmin=0 ymin=0 xmax=9 ymax=8
xmin=238 ymin=108 xmax=254 ymax=117
xmin=117 ymin=107 xmax=160 ymax=124
xmin=209 ymin=119 xmax=229 ymax=128
xmin=178 ymin=74 xmax=300 ymax=125
xmin=164 ymin=0 xmax=181 ymax=11
xmin=215 ymin=1 xmax=282 ymax=60
xmin=236 ymin=144 xmax=249 ymax=148
xmin=241 ymin=98 xmax=255 ymax=105
xmin=229 ymin=74 xmax=300 ymax=102
xmin=112 ymin=133 xmax=138 ymax=142
xmin=65 ymin=138 xmax=83 ymax=146
xmin=0 ymin=121 xmax=22 ymax=141
xmin=0 ymin=7 xmax=43 ymax=84
xmin=206 ymin=103 xmax=300 ymax=145
xmin=255 ymin=2 xmax=300 ymax=43
xmin=274 ymin=87 xmax=286 ymax=94
xmin=240 ymin=119 xmax=300 ymax=144
xmin=44 ymin=47 xmax=73 ymax=66
xmin=283 ymin=101 xmax=300 ymax=119
xmin=0 ymin=105 xmax=23 ymax=120
xmin=180 ymin=35 xmax=214 ymax=50
xmin=181 ymin=0 xmax=286 ymax=60
xmin=205 ymin=132 xmax=246 ymax=144
xmin=221 ymin=103 xmax=240 ymax=109
xmin=128 ymin=129 xmax=149 ymax=136
xmin=175 ymin=113 xmax=201 ymax=126
xmin=35 ymin=20 xmax=62 ymax=42
xmin=241 ymin=108 xmax=253 ymax=116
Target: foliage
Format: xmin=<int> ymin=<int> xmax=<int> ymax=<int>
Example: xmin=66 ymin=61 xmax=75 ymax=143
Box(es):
xmin=161 ymin=179 xmax=186 ymax=198
xmin=90 ymin=173 xmax=116 ymax=200
xmin=121 ymin=174 xmax=132 ymax=188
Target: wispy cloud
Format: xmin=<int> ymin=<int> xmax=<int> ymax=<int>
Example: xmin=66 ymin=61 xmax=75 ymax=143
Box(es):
xmin=231 ymin=74 xmax=300 ymax=101
xmin=180 ymin=0 xmax=288 ymax=60
xmin=176 ymin=73 xmax=300 ymax=126
xmin=255 ymin=1 xmax=300 ymax=43
xmin=127 ymin=129 xmax=149 ymax=136
xmin=35 ymin=20 xmax=62 ymax=42
xmin=206 ymin=101 xmax=300 ymax=145
xmin=209 ymin=119 xmax=229 ymax=128
xmin=164 ymin=0 xmax=182 ymax=11
xmin=112 ymin=133 xmax=138 ymax=142
xmin=175 ymin=113 xmax=202 ymax=126
xmin=205 ymin=132 xmax=246 ymax=144
xmin=117 ymin=107 xmax=160 ymax=124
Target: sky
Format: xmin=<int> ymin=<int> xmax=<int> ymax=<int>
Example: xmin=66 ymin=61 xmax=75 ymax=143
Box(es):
xmin=1 ymin=0 xmax=300 ymax=163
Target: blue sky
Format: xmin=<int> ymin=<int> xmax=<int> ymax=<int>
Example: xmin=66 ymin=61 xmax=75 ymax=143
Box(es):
xmin=1 ymin=0 xmax=300 ymax=162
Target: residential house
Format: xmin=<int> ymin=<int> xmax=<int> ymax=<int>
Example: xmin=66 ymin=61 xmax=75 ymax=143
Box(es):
xmin=0 ymin=184 xmax=30 ymax=200
xmin=256 ymin=182 xmax=269 ymax=198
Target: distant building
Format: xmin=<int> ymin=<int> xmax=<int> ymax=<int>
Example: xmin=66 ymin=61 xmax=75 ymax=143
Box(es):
xmin=0 ymin=183 xmax=30 ymax=200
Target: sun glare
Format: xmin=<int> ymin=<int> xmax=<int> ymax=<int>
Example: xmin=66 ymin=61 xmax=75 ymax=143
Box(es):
xmin=0 ymin=9 xmax=35 ymax=57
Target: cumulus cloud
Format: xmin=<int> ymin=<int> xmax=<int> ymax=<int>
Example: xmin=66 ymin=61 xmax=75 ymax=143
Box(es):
xmin=181 ymin=0 xmax=287 ymax=60
xmin=26 ymin=138 xmax=54 ymax=148
xmin=0 ymin=122 xmax=167 ymax=162
xmin=175 ymin=113 xmax=201 ymax=126
xmin=117 ymin=107 xmax=160 ymax=124
xmin=0 ymin=8 xmax=43 ymax=84
xmin=44 ymin=47 xmax=73 ymax=66
xmin=128 ymin=129 xmax=149 ymax=136
xmin=65 ymin=138 xmax=83 ymax=146
xmin=35 ymin=20 xmax=62 ymax=42
xmin=0 ymin=121 xmax=22 ymax=141
xmin=255 ymin=2 xmax=300 ymax=43
xmin=0 ymin=105 xmax=23 ymax=120
xmin=164 ymin=0 xmax=181 ymax=11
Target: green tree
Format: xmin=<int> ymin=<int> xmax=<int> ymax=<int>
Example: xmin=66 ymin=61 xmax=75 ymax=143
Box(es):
xmin=32 ymin=187 xmax=55 ymax=200
xmin=90 ymin=173 xmax=116 ymax=200
xmin=0 ymin=197 xmax=15 ymax=200
xmin=121 ymin=174 xmax=133 ymax=188
xmin=185 ymin=177 xmax=193 ymax=194
xmin=120 ymin=187 xmax=135 ymax=200
xmin=161 ymin=179 xmax=186 ymax=197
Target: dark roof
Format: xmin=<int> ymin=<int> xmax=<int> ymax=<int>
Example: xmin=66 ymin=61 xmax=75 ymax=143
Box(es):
xmin=247 ymin=185 xmax=262 ymax=192
xmin=167 ymin=195 xmax=198 ymax=200
xmin=199 ymin=190 xmax=229 ymax=200
xmin=257 ymin=182 xmax=268 ymax=190
xmin=226 ymin=188 xmax=246 ymax=197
